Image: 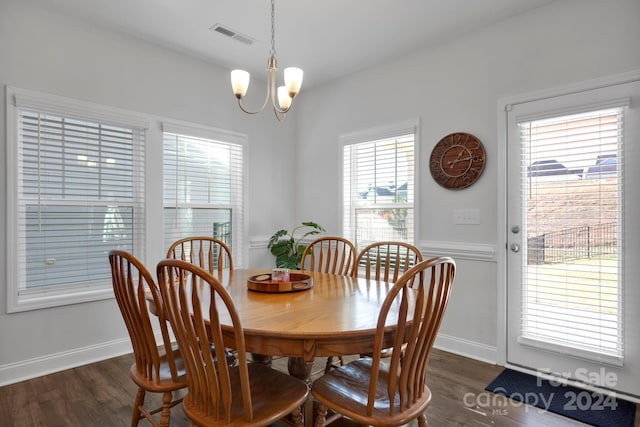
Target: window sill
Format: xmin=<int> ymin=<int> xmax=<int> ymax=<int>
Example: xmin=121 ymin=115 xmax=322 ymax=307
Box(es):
xmin=8 ymin=282 xmax=114 ymax=313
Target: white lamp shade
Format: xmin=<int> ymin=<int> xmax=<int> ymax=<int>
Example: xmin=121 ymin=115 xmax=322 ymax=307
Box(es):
xmin=231 ymin=69 xmax=250 ymax=98
xmin=277 ymin=86 xmax=292 ymax=110
xmin=284 ymin=67 xmax=303 ymax=97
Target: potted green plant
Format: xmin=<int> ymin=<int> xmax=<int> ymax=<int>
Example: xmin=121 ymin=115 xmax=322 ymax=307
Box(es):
xmin=267 ymin=221 xmax=325 ymax=268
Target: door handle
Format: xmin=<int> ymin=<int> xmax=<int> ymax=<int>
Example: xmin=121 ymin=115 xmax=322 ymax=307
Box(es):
xmin=510 ymin=243 xmax=520 ymax=253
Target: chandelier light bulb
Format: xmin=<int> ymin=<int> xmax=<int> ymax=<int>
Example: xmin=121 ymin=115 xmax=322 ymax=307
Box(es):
xmin=277 ymin=86 xmax=292 ymax=110
xmin=284 ymin=67 xmax=303 ymax=98
xmin=231 ymin=70 xmax=250 ymax=99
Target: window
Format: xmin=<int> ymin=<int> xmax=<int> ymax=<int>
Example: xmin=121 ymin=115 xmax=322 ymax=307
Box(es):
xmin=342 ymin=121 xmax=417 ymax=250
xmin=520 ymin=107 xmax=624 ymax=358
xmin=6 ymin=87 xmax=146 ymax=312
xmin=162 ymin=124 xmax=246 ymax=267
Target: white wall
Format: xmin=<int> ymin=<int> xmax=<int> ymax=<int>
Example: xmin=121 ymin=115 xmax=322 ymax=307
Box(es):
xmin=0 ymin=0 xmax=298 ymax=384
xmin=295 ymin=0 xmax=640 ymax=361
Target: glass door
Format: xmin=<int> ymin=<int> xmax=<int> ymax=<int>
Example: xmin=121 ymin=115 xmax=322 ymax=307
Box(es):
xmin=506 ymin=79 xmax=640 ymax=398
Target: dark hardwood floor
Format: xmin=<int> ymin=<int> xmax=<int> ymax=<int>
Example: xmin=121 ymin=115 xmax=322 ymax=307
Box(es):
xmin=0 ymin=349 xmax=637 ymax=426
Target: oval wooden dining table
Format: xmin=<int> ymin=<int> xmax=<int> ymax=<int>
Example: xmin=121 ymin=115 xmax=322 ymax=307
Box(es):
xmin=209 ymin=269 xmax=413 ymax=376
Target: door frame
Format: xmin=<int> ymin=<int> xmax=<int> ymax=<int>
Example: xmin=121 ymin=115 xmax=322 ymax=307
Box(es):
xmin=496 ymin=70 xmax=640 ymax=402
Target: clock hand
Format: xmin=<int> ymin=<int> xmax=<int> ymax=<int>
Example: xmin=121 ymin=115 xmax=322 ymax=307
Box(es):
xmin=448 ymin=156 xmax=472 ymax=167
xmin=447 ymin=150 xmax=464 ymax=167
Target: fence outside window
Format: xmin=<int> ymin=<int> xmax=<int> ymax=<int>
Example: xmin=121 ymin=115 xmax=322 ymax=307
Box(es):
xmin=527 ymin=222 xmax=617 ymax=264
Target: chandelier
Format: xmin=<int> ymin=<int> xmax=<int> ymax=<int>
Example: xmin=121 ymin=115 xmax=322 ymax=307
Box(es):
xmin=230 ymin=0 xmax=303 ymax=122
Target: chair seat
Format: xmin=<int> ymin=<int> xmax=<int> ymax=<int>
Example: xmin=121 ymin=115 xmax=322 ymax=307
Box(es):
xmin=312 ymin=358 xmax=432 ymax=426
xmin=129 ymin=347 xmax=187 ymax=392
xmin=361 ymin=342 xmax=407 ymax=359
xmin=183 ymin=363 xmax=309 ymax=427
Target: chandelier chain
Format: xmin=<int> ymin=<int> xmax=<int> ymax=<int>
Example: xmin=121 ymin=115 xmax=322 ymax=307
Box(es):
xmin=270 ymin=0 xmax=276 ymax=56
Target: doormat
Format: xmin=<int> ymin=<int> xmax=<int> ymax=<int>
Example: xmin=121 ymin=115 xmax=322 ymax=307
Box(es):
xmin=485 ymin=369 xmax=636 ymax=427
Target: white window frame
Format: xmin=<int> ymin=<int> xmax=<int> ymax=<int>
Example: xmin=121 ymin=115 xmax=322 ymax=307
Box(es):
xmin=340 ymin=119 xmax=420 ymax=249
xmin=6 ymin=87 xmax=148 ymax=312
xmin=162 ymin=121 xmax=248 ymax=268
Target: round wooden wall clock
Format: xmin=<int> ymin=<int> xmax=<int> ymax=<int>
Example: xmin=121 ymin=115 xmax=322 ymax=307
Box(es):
xmin=429 ymin=132 xmax=486 ymax=190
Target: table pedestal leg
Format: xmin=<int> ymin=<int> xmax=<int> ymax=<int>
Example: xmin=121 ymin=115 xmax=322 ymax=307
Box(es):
xmin=287 ymin=356 xmax=313 ymax=380
xmin=250 ymin=353 xmax=272 ymax=367
xmin=287 ymin=357 xmax=315 ymax=427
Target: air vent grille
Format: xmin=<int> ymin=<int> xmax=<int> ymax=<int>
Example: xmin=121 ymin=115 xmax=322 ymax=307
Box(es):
xmin=210 ymin=24 xmax=255 ymax=45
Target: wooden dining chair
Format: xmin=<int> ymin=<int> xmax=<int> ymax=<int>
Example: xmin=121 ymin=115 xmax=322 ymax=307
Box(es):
xmin=156 ymin=259 xmax=310 ymax=427
xmin=166 ymin=236 xmax=233 ymax=278
xmin=300 ymin=236 xmax=356 ymax=276
xmin=353 ymin=241 xmax=423 ymax=282
xmin=167 ymin=236 xmax=238 ymax=365
xmin=353 ymin=241 xmax=423 ymax=359
xmin=109 ymin=250 xmax=186 ymax=427
xmin=300 ymin=236 xmax=356 ymax=373
xmin=312 ymin=256 xmax=456 ymax=427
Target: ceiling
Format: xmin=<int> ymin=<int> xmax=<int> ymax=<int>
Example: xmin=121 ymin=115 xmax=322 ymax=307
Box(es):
xmin=31 ymin=0 xmax=557 ymax=89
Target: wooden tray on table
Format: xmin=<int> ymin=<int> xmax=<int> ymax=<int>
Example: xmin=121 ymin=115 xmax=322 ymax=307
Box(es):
xmin=247 ymin=273 xmax=313 ymax=293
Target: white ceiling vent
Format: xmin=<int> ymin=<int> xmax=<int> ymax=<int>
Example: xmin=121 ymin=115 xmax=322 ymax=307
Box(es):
xmin=210 ymin=24 xmax=255 ymax=45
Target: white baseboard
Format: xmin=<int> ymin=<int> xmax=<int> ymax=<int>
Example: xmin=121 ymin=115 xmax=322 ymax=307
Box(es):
xmin=434 ymin=332 xmax=499 ymax=366
xmin=0 ymin=338 xmax=133 ymax=387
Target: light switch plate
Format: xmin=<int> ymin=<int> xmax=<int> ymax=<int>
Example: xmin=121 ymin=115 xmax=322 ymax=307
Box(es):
xmin=453 ymin=208 xmax=480 ymax=225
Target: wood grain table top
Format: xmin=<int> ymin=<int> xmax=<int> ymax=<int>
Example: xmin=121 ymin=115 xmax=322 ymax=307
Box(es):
xmin=208 ymin=269 xmax=414 ymax=362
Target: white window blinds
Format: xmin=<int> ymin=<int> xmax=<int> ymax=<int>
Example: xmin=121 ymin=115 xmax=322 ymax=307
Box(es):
xmin=8 ymin=88 xmax=146 ymax=311
xmin=343 ymin=131 xmax=415 ymax=250
xmin=163 ymin=130 xmax=245 ymax=267
xmin=519 ymin=107 xmax=624 ymax=358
